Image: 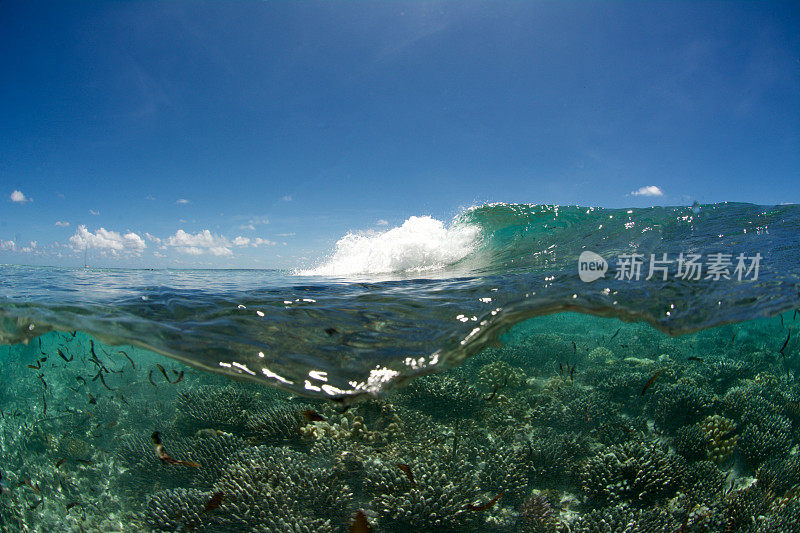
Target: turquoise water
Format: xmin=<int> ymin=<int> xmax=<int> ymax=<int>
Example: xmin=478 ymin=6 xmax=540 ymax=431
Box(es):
xmin=1 ymin=202 xmax=799 ymax=531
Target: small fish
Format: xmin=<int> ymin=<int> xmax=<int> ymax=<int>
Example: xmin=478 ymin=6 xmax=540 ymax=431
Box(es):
xmin=641 ymin=370 xmax=663 ymax=396
xmin=120 ymin=351 xmax=135 ymax=369
xmin=781 ymin=315 xmax=785 ymax=328
xmin=87 ymin=393 xmax=97 ymax=405
xmin=466 ymin=491 xmax=505 ymax=511
xmin=58 ymin=349 xmax=73 ymax=362
xmin=29 ymin=499 xmax=42 ymax=511
xmin=56 ymin=458 xmax=66 ymax=468
xmin=779 ymin=327 xmax=793 ymax=355
xmin=148 ymin=370 xmax=158 ymax=389
xmin=687 ymin=356 xmax=704 ymax=363
xmin=794 ymin=309 xmax=798 ymax=322
xmin=203 ymin=491 xmax=225 ymax=512
xmin=97 ymin=373 xmax=116 ymax=391
xmin=173 ymin=370 xmax=184 ymax=383
xmin=106 ymin=421 xmax=118 ymax=429
xmin=66 ymin=502 xmax=79 ymax=511
xmin=75 ymin=459 xmax=93 ymax=465
xmin=40 ymin=356 xmax=47 ymax=363
xmin=151 ymin=431 xmax=201 ymax=468
xmin=572 ymin=341 xmax=577 ymax=354
xmin=28 ymin=362 xmax=41 ymax=370
xmin=730 ymin=331 xmax=737 ymax=346
xmin=76 ymin=376 xmax=86 ymax=386
xmin=38 ymin=374 xmax=47 ymax=389
xmin=324 ymin=327 xmax=338 ymax=336
xmin=156 ymin=364 xmax=172 ymax=384
xmin=570 ymin=364 xmax=576 ymax=381
xmin=609 ymin=328 xmax=621 ymax=341
xmin=620 ymin=344 xmax=629 ymax=348
xmin=395 ymin=463 xmax=415 ymax=485
xmin=349 ymin=510 xmax=372 ymax=533
xmin=301 ymin=409 xmax=326 ymax=422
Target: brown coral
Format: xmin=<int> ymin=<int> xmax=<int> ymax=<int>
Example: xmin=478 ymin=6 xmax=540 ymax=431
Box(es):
xmin=701 ymin=415 xmax=737 ymax=463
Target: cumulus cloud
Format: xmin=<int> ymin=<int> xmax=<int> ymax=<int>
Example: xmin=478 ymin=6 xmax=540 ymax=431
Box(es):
xmin=233 ymin=236 xmax=250 ymax=246
xmin=55 ymin=221 xmax=70 ymax=227
xmin=176 ymin=198 xmax=191 ymax=205
xmin=10 ymin=190 xmax=30 ymax=203
xmin=631 ymin=185 xmax=664 ymax=197
xmin=1 ymin=240 xmax=16 ymax=251
xmin=89 ymin=209 xmax=100 ymax=215
xmin=165 ymin=229 xmax=232 ymax=256
xmin=376 ymin=219 xmax=389 ymax=226
xmin=252 ymin=237 xmax=276 ymax=246
xmin=69 ymin=226 xmax=146 ymax=254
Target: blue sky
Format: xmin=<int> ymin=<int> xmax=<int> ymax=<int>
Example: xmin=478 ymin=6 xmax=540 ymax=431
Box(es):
xmin=1 ymin=1 xmax=798 ymax=268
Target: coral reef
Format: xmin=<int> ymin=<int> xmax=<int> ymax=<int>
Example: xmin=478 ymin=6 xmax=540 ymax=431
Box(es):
xmin=700 ymin=414 xmax=737 ymax=463
xmin=2 ymin=318 xmax=799 ymax=532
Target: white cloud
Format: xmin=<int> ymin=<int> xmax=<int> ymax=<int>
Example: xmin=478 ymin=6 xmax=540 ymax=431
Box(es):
xmin=252 ymin=237 xmax=276 ymax=246
xmin=631 ymin=185 xmax=664 ymax=197
xmin=20 ymin=241 xmax=37 ymax=253
xmin=165 ymin=229 xmax=232 ymax=256
xmin=145 ymin=195 xmax=155 ymax=200
xmin=69 ymin=226 xmax=146 ymax=254
xmin=144 ymin=232 xmax=162 ymax=245
xmin=10 ymin=190 xmax=30 ymax=203
xmin=1 ymin=240 xmax=16 ymax=251
xmin=376 ymin=219 xmax=389 ymax=226
xmin=233 ymin=236 xmax=250 ymax=246
xmin=239 ymin=224 xmax=256 ymax=231
xmin=55 ymin=221 xmax=70 ymax=227
xmin=176 ymin=198 xmax=191 ymax=205
xmin=276 ymin=232 xmax=295 ymax=237
xmin=281 ymin=195 xmax=292 ymax=202
xmin=89 ymin=209 xmax=99 ymax=215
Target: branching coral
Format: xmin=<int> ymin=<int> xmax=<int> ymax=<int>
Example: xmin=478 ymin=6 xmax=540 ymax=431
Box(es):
xmin=700 ymin=415 xmax=737 ymax=463
xmin=581 ymin=440 xmax=683 ymax=506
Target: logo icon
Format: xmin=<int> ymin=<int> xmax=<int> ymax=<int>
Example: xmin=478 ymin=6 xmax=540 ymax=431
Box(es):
xmin=578 ymin=251 xmax=607 ymax=282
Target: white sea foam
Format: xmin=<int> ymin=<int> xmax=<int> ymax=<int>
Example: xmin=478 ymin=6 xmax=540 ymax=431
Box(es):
xmin=301 ymin=215 xmax=481 ymax=276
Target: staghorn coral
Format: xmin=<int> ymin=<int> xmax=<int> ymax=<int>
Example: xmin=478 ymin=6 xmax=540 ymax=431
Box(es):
xmin=567 ymin=502 xmax=675 ymax=532
xmin=700 ymin=415 xmax=737 ymax=463
xmin=738 ymin=413 xmax=793 ymax=469
xmin=758 ymin=455 xmax=800 ymax=497
xmin=175 ymin=384 xmax=257 ymax=432
xmin=581 ymin=440 xmax=683 ymax=506
xmin=680 ymin=460 xmax=728 ymax=506
xmin=401 ymin=373 xmax=485 ymax=418
xmin=519 ymin=492 xmax=558 ymax=533
xmin=244 ymin=404 xmax=308 ymax=443
xmin=648 ymin=379 xmax=713 ymax=430
xmin=210 ymin=445 xmax=347 ymax=531
xmin=525 ymin=428 xmax=591 ymax=488
xmin=672 ymin=424 xmax=707 ymax=462
xmin=479 ymin=443 xmax=529 ymax=504
xmin=368 ymin=455 xmax=484 ymax=532
xmin=143 ymin=487 xmax=207 ymax=531
xmin=587 ymin=346 xmax=615 ymax=365
xmin=476 ymin=360 xmax=527 ymax=391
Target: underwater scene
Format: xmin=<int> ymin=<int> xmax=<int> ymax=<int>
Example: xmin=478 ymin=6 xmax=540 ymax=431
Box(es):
xmin=1 ymin=202 xmax=800 ymax=532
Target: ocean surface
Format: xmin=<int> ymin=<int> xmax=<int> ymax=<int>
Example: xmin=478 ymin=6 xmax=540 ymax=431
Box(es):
xmin=1 ymin=202 xmax=799 ymax=531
